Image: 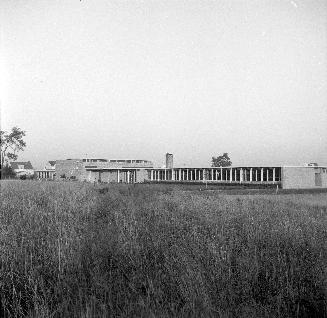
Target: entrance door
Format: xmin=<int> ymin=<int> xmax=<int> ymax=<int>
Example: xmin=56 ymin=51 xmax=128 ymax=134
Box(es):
xmin=315 ymin=173 xmax=322 ymax=187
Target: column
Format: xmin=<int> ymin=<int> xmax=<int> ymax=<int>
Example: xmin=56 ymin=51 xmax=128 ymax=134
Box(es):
xmin=255 ymin=169 xmax=258 ymax=181
xmin=250 ymin=168 xmax=253 ymax=182
xmin=273 ymin=168 xmax=275 ymax=184
xmin=179 ymin=169 xmax=181 ymax=181
xmin=235 ymin=169 xmax=237 ymax=182
xmin=240 ymin=169 xmax=243 ymax=183
xmin=172 ymin=169 xmax=175 ymax=181
xmin=127 ymin=171 xmax=130 ymax=183
xmin=261 ymin=168 xmax=263 ymax=183
xmin=221 ymin=168 xmax=223 ymax=181
xmin=117 ymin=170 xmax=120 ymax=182
xmin=164 ymin=169 xmax=167 ymax=181
xmin=230 ymin=168 xmax=233 ymax=182
xmin=186 ymin=169 xmax=189 ymax=181
xmin=203 ymin=169 xmax=206 ymax=181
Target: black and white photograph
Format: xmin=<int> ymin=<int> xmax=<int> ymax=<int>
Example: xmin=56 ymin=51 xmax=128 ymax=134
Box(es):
xmin=1 ymin=0 xmax=326 ymax=317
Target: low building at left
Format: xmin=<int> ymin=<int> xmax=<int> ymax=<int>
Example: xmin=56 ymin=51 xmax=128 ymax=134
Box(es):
xmin=10 ymin=161 xmax=34 ymax=178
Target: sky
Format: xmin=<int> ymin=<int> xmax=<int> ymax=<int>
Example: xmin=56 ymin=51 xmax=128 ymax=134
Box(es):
xmin=1 ymin=0 xmax=326 ymax=169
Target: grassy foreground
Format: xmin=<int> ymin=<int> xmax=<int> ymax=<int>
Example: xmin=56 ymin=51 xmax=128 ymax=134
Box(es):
xmin=0 ymin=181 xmax=326 ymax=317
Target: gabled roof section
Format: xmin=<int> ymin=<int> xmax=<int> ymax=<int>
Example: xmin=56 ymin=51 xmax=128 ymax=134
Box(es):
xmin=10 ymin=161 xmax=34 ymax=170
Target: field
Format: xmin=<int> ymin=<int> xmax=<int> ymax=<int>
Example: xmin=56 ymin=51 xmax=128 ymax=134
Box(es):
xmin=0 ymin=181 xmax=326 ymax=317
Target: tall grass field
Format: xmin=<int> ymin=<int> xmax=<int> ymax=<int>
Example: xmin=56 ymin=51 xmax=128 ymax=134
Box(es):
xmin=1 ymin=181 xmax=326 ymax=317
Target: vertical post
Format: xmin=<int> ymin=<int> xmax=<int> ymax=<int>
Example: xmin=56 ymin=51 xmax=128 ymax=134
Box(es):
xmin=273 ymin=168 xmax=275 ymax=184
xmin=179 ymin=169 xmax=181 ymax=181
xmin=230 ymin=168 xmax=233 ymax=182
xmin=172 ymin=169 xmax=175 ymax=181
xmin=235 ymin=169 xmax=237 ymax=182
xmin=186 ymin=169 xmax=189 ymax=181
xmin=261 ymin=168 xmax=263 ymax=183
xmin=240 ymin=168 xmax=243 ymax=183
xmin=117 ymin=170 xmax=120 ymax=182
xmin=202 ymin=169 xmax=206 ymax=181
xmin=250 ymin=168 xmax=253 ymax=182
xmin=221 ymin=168 xmax=223 ymax=181
xmin=164 ymin=169 xmax=167 ymax=181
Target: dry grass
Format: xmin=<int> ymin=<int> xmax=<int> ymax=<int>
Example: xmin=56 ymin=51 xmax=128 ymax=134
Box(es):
xmin=0 ymin=181 xmax=326 ymax=317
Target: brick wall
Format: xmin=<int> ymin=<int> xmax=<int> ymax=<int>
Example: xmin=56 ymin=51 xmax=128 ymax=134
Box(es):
xmin=55 ymin=159 xmax=87 ymax=181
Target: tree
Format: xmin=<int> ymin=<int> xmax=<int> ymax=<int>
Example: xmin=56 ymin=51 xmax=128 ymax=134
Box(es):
xmin=211 ymin=153 xmax=232 ymax=167
xmin=0 ymin=127 xmax=26 ymax=167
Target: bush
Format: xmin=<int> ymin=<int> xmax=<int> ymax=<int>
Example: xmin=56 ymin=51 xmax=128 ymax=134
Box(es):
xmin=0 ymin=164 xmax=16 ymax=179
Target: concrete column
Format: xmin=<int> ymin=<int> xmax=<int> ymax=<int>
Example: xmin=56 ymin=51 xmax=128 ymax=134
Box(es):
xmin=240 ymin=169 xmax=243 ymax=183
xmin=261 ymin=168 xmax=263 ymax=183
xmin=250 ymin=168 xmax=253 ymax=182
xmin=164 ymin=169 xmax=167 ymax=181
xmin=235 ymin=169 xmax=237 ymax=182
xmin=171 ymin=169 xmax=175 ymax=181
xmin=186 ymin=169 xmax=189 ymax=181
xmin=266 ymin=169 xmax=269 ymax=182
xmin=230 ymin=168 xmax=233 ymax=182
xmin=179 ymin=169 xmax=181 ymax=181
xmin=273 ymin=168 xmax=275 ymax=184
xmin=255 ymin=169 xmax=258 ymax=181
xmin=202 ymin=169 xmax=206 ymax=181
xmin=117 ymin=170 xmax=120 ymax=182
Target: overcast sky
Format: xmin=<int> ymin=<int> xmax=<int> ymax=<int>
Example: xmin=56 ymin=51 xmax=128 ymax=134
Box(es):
xmin=1 ymin=0 xmax=326 ymax=168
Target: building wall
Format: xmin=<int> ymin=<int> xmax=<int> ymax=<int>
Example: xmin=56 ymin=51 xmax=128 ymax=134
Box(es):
xmin=55 ymin=159 xmax=87 ymax=181
xmin=14 ymin=169 xmax=34 ymax=176
xmin=136 ymin=169 xmax=149 ymax=182
xmin=282 ymin=167 xmax=327 ymax=189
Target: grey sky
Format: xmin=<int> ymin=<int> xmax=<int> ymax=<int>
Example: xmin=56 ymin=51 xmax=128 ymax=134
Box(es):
xmin=1 ymin=0 xmax=326 ymax=168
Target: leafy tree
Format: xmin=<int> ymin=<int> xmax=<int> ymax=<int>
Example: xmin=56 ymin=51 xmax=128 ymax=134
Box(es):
xmin=0 ymin=127 xmax=26 ymax=167
xmin=211 ymin=153 xmax=232 ymax=167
